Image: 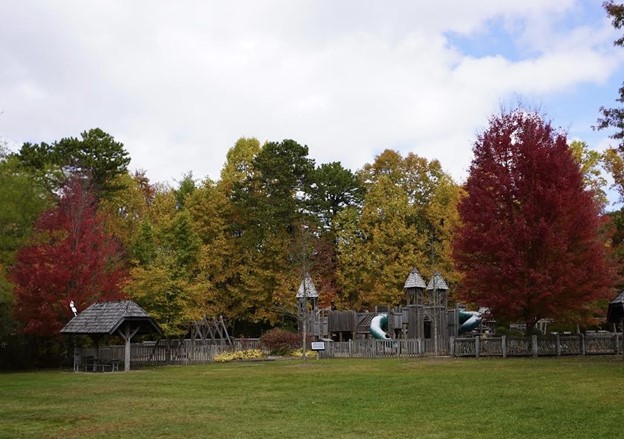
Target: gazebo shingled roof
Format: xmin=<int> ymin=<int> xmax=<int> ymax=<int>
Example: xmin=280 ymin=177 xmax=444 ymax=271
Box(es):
xmin=61 ymin=300 xmax=162 ymax=336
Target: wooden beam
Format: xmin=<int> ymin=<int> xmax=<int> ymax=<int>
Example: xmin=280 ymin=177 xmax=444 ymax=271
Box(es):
xmin=117 ymin=323 xmax=140 ymax=372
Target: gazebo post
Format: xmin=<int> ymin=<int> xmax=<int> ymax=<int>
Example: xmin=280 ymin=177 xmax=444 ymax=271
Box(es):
xmin=88 ymin=335 xmax=102 ymax=372
xmin=118 ymin=322 xmax=140 ymax=372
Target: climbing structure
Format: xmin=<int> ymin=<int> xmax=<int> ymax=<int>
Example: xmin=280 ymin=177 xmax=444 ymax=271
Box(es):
xmin=187 ymin=316 xmax=232 ymax=345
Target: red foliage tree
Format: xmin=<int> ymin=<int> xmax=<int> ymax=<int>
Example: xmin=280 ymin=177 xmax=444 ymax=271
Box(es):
xmin=453 ymin=109 xmax=617 ymax=333
xmin=11 ymin=179 xmax=127 ymax=336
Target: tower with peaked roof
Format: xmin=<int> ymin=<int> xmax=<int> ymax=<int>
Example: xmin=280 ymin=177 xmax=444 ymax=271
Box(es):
xmin=403 ymin=268 xmax=453 ymax=342
xmin=297 ymin=272 xmax=320 ymax=336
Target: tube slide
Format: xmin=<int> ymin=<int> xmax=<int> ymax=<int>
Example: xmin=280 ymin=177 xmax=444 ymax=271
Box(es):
xmin=458 ymin=310 xmax=482 ymax=334
xmin=370 ymin=314 xmax=391 ymax=340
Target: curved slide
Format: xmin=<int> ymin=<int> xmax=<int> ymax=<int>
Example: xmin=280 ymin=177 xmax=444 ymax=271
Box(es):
xmin=458 ymin=310 xmax=482 ymax=334
xmin=370 ymin=310 xmax=484 ymax=338
xmin=370 ymin=314 xmax=391 ymax=339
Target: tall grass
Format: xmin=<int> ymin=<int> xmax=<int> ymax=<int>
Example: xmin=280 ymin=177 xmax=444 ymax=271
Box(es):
xmin=1 ymin=356 xmax=623 ymax=438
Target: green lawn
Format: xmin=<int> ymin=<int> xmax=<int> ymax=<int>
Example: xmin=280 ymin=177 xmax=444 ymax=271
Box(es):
xmin=1 ymin=356 xmax=623 ymax=439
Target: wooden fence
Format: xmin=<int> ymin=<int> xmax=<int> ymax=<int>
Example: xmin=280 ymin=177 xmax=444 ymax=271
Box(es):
xmin=450 ymin=333 xmax=622 ymax=358
xmin=318 ymin=334 xmax=623 ymax=359
xmin=78 ymin=338 xmax=261 ymax=370
xmin=318 ymin=338 xmax=450 ymax=358
xmin=76 ymin=333 xmax=623 ymax=370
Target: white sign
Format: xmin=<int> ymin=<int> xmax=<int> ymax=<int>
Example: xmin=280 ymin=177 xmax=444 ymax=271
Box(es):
xmin=311 ymin=341 xmax=325 ymax=351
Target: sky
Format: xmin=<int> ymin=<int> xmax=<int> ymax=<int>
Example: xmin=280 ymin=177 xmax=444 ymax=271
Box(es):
xmin=1 ymin=1 xmax=624 ymax=201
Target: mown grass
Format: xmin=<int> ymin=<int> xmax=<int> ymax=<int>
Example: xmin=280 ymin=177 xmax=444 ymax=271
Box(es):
xmin=1 ymin=356 xmax=623 ymax=438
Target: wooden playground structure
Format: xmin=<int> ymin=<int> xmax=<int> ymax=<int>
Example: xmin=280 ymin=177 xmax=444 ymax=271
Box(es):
xmin=298 ymin=267 xmax=470 ymax=355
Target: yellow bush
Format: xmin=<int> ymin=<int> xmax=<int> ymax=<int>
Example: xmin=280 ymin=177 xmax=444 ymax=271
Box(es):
xmin=214 ymin=349 xmax=264 ymax=363
xmin=290 ymin=349 xmax=317 ymax=359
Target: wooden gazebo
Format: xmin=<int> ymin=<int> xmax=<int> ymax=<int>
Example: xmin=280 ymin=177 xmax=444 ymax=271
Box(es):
xmin=61 ymin=300 xmax=162 ymax=372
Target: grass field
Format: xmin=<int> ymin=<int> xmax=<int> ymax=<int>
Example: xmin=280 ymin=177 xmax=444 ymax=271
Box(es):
xmin=1 ymin=356 xmax=623 ymax=438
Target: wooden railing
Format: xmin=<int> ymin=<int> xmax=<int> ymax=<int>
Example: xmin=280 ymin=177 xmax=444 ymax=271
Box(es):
xmin=75 ymin=333 xmax=623 ymax=370
xmin=78 ymin=338 xmax=262 ymax=369
xmin=319 ymin=338 xmax=450 ymax=358
xmin=450 ymin=333 xmax=622 ymax=358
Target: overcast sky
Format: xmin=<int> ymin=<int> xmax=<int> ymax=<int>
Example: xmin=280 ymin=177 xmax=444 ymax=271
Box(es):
xmin=1 ymin=1 xmax=623 ymax=196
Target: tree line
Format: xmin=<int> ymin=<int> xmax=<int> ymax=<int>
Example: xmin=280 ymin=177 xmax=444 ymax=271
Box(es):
xmin=0 ymin=114 xmax=619 ymax=349
xmin=0 ymin=132 xmax=461 ymax=341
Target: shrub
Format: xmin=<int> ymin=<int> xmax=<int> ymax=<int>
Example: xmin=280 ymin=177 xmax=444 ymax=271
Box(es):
xmin=214 ymin=349 xmax=264 ymax=363
xmin=290 ymin=348 xmax=317 ymax=359
xmin=260 ymin=328 xmax=301 ymax=355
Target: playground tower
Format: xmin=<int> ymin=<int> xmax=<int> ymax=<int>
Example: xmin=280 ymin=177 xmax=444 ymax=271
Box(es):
xmin=395 ymin=268 xmax=455 ymax=341
xmin=297 ymin=273 xmax=320 ymax=335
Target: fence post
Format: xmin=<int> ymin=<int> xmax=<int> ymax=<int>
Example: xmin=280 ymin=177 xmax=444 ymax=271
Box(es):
xmin=502 ymin=335 xmax=507 ymax=358
xmin=580 ymin=333 xmax=585 ymax=355
xmin=449 ymin=337 xmax=455 ymax=357
xmin=532 ymin=335 xmax=538 ymax=357
xmin=349 ymin=339 xmax=353 ymax=358
xmin=556 ymin=333 xmax=561 ymax=357
xmin=475 ymin=336 xmax=480 ymax=359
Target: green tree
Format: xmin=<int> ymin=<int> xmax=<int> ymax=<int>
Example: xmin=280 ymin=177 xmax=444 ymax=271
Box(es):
xmin=97 ymin=171 xmax=154 ymax=251
xmin=568 ymin=140 xmax=608 ymax=206
xmin=125 ymin=209 xmax=211 ymax=337
xmin=14 ymin=128 xmax=130 ymax=200
xmin=219 ymin=137 xmax=261 ymax=196
xmin=174 ymin=172 xmax=197 ymax=210
xmin=597 ymin=2 xmax=624 ymax=150
xmin=0 ymin=152 xmax=51 ymax=341
xmin=337 ymin=175 xmax=421 ymax=308
xmin=233 ymin=139 xmax=315 ymax=236
xmin=131 ymin=219 xmax=157 ymax=266
xmin=308 ymin=162 xmax=363 ymax=230
xmin=225 ymin=139 xmax=317 ymax=325
xmin=186 ymin=179 xmax=237 ymax=317
xmin=336 ymin=150 xmax=461 ymax=308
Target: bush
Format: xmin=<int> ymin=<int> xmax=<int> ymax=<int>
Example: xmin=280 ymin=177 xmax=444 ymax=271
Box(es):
xmin=260 ymin=328 xmax=301 ymax=355
xmin=214 ymin=349 xmax=264 ymax=363
xmin=290 ymin=348 xmax=317 ymax=359
xmin=495 ymin=326 xmax=524 ymax=337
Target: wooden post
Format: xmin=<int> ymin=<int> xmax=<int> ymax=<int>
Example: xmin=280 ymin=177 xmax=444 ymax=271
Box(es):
xmin=475 ymin=336 xmax=480 ymax=359
xmin=124 ymin=328 xmax=131 ymax=371
xmin=556 ymin=333 xmax=561 ymax=357
xmin=502 ymin=335 xmax=507 ymax=358
xmin=449 ymin=336 xmax=455 ymax=357
xmin=532 ymin=335 xmax=538 ymax=357
xmin=73 ymin=345 xmax=81 ymax=372
xmin=118 ymin=323 xmax=140 ymax=372
xmin=580 ymin=333 xmax=586 ymax=356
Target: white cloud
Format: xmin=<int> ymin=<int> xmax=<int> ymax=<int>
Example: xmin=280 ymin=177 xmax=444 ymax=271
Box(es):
xmin=0 ymin=0 xmax=621 ymax=188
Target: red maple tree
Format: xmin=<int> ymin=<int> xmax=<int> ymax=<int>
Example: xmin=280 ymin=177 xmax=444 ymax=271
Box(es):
xmin=453 ymin=110 xmax=617 ymax=333
xmin=11 ymin=178 xmax=127 ymax=336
